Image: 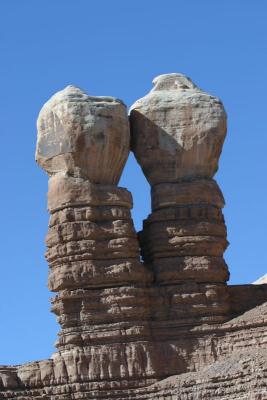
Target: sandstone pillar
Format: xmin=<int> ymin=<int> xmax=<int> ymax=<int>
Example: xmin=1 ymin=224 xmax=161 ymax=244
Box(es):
xmin=130 ymin=73 xmax=230 ymax=323
xmin=36 ymin=86 xmax=155 ymax=387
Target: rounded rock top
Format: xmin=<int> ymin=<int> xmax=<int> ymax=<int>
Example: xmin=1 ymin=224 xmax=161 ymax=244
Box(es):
xmin=130 ymin=73 xmax=227 ymax=185
xmin=36 ymin=86 xmax=130 ymax=184
xmin=152 ymin=73 xmax=198 ymax=91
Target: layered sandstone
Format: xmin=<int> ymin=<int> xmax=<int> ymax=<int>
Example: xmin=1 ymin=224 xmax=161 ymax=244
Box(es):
xmin=130 ymin=73 xmax=230 ymax=323
xmin=0 ymin=75 xmax=266 ymax=400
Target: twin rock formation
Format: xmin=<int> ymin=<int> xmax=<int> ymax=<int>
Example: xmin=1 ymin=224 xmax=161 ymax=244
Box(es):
xmin=1 ymin=74 xmax=267 ymax=399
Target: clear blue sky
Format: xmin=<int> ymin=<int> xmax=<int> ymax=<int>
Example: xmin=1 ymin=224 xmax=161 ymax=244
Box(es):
xmin=0 ymin=0 xmax=266 ymax=365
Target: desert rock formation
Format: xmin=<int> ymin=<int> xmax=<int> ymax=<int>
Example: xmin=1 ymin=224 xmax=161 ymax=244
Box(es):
xmin=131 ymin=73 xmax=230 ymax=324
xmin=0 ymin=75 xmax=267 ymax=399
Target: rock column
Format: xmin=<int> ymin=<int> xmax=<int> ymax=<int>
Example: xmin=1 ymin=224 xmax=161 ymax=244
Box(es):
xmin=130 ymin=73 xmax=230 ymax=323
xmin=36 ymin=86 xmax=154 ymax=388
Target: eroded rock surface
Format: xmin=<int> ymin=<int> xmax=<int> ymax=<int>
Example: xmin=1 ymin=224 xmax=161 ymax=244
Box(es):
xmin=0 ymin=77 xmax=266 ymax=400
xmin=36 ymin=86 xmax=129 ymax=183
xmin=131 ymin=74 xmax=230 ymax=324
xmin=130 ymin=73 xmax=227 ymax=184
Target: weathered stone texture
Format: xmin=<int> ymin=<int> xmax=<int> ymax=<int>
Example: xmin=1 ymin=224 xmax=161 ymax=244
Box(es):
xmin=36 ymin=86 xmax=129 ymax=183
xmin=130 ymin=73 xmax=227 ymax=184
xmin=130 ymin=74 xmax=230 ymax=324
xmin=0 ymin=75 xmax=266 ymax=400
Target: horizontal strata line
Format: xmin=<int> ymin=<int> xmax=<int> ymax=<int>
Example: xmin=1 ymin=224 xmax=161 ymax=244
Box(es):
xmin=48 ymin=257 xmax=141 ymax=264
xmin=48 ymin=256 xmax=142 ymax=267
xmin=143 ymin=253 xmax=226 ymax=259
xmin=49 ymin=219 xmax=133 ymax=227
xmin=78 ymin=331 xmax=267 ymax=347
xmin=146 ymin=255 xmax=226 ymax=259
xmin=49 ymin=216 xmax=132 ymax=226
xmin=141 ymin=234 xmax=227 ymax=240
xmin=50 ymin=284 xmax=153 ymax=293
xmin=60 ymin=318 xmax=233 ymax=333
xmin=156 ymin=280 xmax=228 ymax=286
xmin=145 ymin=252 xmax=226 ymax=259
xmin=143 ymin=218 xmax=224 ymax=225
xmin=51 ymin=283 xmax=228 ymax=295
xmin=50 ymin=204 xmax=132 ymax=214
xmin=47 ymin=249 xmax=140 ymax=256
xmin=57 ymin=313 xmax=229 ymax=326
xmin=50 ymin=281 xmax=228 ymax=293
xmin=49 ymin=256 xmax=143 ymax=263
xmin=46 ymin=235 xmax=137 ymax=247
xmin=152 ymin=203 xmax=223 ymax=211
xmin=60 ymin=324 xmax=267 ymax=342
xmin=51 ymin=279 xmax=230 ymax=292
xmin=52 ymin=282 xmax=152 ymax=293
xmin=46 ymin=241 xmax=139 ymax=249
xmin=56 ymin=316 xmax=229 ymax=329
xmin=57 ymin=330 xmax=228 ymax=345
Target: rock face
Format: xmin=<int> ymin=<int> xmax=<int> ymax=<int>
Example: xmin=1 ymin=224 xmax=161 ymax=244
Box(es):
xmin=0 ymin=76 xmax=267 ymax=400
